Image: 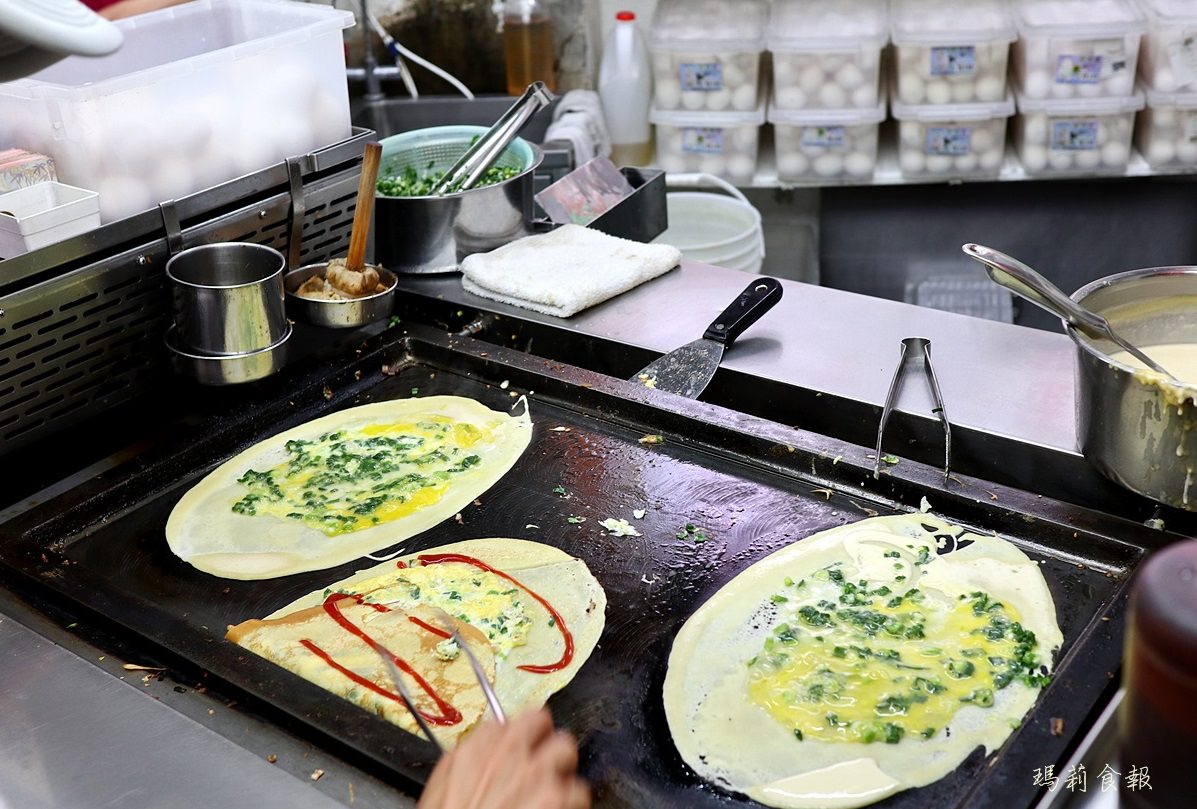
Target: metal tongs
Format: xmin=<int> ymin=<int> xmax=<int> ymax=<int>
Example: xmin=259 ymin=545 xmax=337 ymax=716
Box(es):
xmin=874 ymin=337 xmax=952 ymax=484
xmin=429 ymin=81 xmax=555 ymax=196
xmin=375 ymin=608 xmax=507 ymax=752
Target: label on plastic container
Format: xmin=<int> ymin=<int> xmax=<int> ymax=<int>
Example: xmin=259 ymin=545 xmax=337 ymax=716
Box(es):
xmin=1184 ymin=111 xmax=1197 ymax=143
xmin=1050 ymin=120 xmax=1099 ymax=150
xmin=681 ymin=127 xmax=725 ymax=154
xmin=1168 ymin=34 xmax=1197 ymax=90
xmin=679 ymin=63 xmax=723 ymax=92
xmin=930 ymin=46 xmax=976 ymax=77
xmin=1055 ymin=54 xmax=1103 ymax=84
xmin=801 ymin=126 xmax=846 ymax=148
xmin=925 ymin=127 xmax=972 ymax=156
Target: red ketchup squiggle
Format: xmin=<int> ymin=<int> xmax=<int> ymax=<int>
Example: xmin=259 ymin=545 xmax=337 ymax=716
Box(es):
xmin=300 ymin=593 xmax=462 ymax=726
xmin=408 ymin=615 xmax=452 ymax=638
xmin=415 ymin=553 xmax=574 ymax=674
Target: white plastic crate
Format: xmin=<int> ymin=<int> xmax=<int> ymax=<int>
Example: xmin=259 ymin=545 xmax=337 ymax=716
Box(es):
xmin=648 ymin=0 xmax=768 ymax=113
xmin=891 ymin=93 xmax=1015 ymax=178
xmin=891 ymin=0 xmax=1015 ymax=106
xmin=769 ymin=0 xmax=888 ymax=112
xmin=1014 ymin=90 xmax=1145 ymax=175
xmin=650 ymin=102 xmax=765 ymax=182
xmin=1011 ymin=0 xmax=1146 ymax=100
xmin=0 ymin=0 xmax=353 ymax=223
xmin=1137 ymin=0 xmax=1197 ymax=93
xmin=1134 ymin=83 xmax=1197 ymax=168
xmin=768 ymin=100 xmax=886 ymax=183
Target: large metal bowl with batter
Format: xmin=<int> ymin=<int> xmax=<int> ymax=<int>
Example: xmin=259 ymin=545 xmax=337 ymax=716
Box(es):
xmin=1069 ymin=267 xmax=1197 ymax=511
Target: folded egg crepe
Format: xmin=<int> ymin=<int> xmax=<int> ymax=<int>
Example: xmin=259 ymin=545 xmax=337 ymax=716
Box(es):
xmin=167 ymin=396 xmax=532 ymax=580
xmin=663 ymin=513 xmax=1063 ymax=809
xmin=227 ymin=538 xmax=606 ymax=748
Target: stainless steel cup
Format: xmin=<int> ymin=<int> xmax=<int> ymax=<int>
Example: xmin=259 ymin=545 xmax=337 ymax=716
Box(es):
xmin=165 ymin=242 xmax=287 ymax=355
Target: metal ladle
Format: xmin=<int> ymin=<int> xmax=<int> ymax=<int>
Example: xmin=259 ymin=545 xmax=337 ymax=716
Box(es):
xmin=962 ymin=243 xmax=1182 ymax=383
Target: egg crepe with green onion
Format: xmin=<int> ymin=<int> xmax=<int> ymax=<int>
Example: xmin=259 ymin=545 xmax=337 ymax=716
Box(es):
xmin=663 ymin=513 xmax=1062 ymax=809
xmin=228 ymin=538 xmax=606 ymax=747
xmin=167 ymin=397 xmax=532 ymax=580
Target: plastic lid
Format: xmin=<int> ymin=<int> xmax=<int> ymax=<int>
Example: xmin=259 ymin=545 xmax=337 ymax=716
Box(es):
xmin=890 ymin=0 xmax=1016 ymax=46
xmin=1128 ymin=541 xmax=1197 ymax=685
xmin=768 ymin=0 xmax=888 ymax=52
xmin=1015 ymin=88 xmax=1146 ymax=115
xmin=891 ymin=91 xmax=1016 ymax=121
xmin=1138 ymin=0 xmax=1197 ymax=26
xmin=650 ymin=98 xmax=766 ymax=127
xmin=1013 ymin=0 xmax=1147 ymax=37
xmin=1142 ymin=81 xmax=1197 ymax=109
xmin=616 ymin=11 xmax=635 ymax=21
xmin=768 ymin=98 xmax=887 ymax=126
xmin=648 ymin=0 xmax=768 ymax=53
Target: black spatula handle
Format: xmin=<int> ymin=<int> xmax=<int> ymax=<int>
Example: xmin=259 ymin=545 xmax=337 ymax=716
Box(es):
xmin=702 ymin=277 xmax=784 ymax=346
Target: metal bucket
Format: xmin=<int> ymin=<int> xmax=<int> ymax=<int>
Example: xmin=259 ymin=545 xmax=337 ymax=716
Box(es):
xmin=1070 ymin=267 xmax=1197 ymax=510
xmin=374 ymin=125 xmax=543 ymax=274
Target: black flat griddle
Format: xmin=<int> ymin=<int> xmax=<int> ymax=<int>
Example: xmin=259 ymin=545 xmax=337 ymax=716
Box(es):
xmin=0 ymin=323 xmax=1162 ymax=808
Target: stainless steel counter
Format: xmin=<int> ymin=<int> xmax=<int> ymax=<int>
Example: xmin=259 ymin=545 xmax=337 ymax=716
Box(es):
xmin=0 ymin=261 xmax=1133 ymax=808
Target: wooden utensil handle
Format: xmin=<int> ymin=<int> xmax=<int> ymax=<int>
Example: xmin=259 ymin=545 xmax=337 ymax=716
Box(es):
xmin=345 ymin=141 xmax=383 ymax=272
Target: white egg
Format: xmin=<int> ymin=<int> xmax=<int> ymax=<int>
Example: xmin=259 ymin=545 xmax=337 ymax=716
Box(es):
xmin=813 ymin=153 xmax=844 ymax=177
xmin=1023 ymin=70 xmax=1051 ymax=98
xmin=1153 ymin=107 xmax=1179 ymax=130
xmin=898 ymin=46 xmax=922 ymax=70
xmin=1096 ymin=124 xmax=1111 ymax=146
xmin=731 ymin=126 xmax=758 ymax=150
xmin=699 ymin=154 xmax=727 ymax=176
xmin=1075 ymin=148 xmax=1102 ymax=169
xmin=1107 ymin=74 xmax=1133 ymax=96
xmin=971 ymin=128 xmax=996 ymax=153
xmin=899 ymin=149 xmax=926 ymax=174
xmin=976 ymin=75 xmax=1005 ymax=102
xmin=835 ymin=62 xmax=865 ymax=91
xmin=851 ymin=84 xmax=877 ymax=107
xmin=844 ymin=151 xmax=874 ymax=176
xmin=1078 ymin=82 xmax=1101 ymax=99
xmin=1021 ymin=143 xmax=1048 ymax=171
xmin=951 ymin=81 xmax=976 ymax=103
xmin=819 ymin=83 xmax=847 ymax=107
xmin=1154 ymin=67 xmax=1177 ymax=94
xmin=777 ymin=151 xmax=809 ymax=178
xmin=727 ymin=153 xmax=756 ymax=179
xmin=1024 ymin=37 xmax=1050 ymax=66
xmin=1050 ymin=82 xmax=1074 ymax=99
xmin=724 ymin=64 xmax=747 ymax=88
xmin=732 ymin=84 xmax=757 ymax=110
xmin=659 ymin=152 xmax=687 ymax=173
xmin=665 ymin=128 xmax=684 ymax=153
xmin=681 ymin=91 xmax=707 ymax=110
xmin=1176 ymin=141 xmax=1197 ymax=163
xmin=799 ymin=64 xmax=824 ymax=94
xmin=309 ymin=92 xmax=351 ymax=148
xmin=96 ymin=175 xmax=153 ymax=223
xmin=1146 ymin=139 xmax=1176 ymax=166
xmin=925 ymin=154 xmax=953 ymax=173
xmin=151 ymin=159 xmax=196 ymax=201
xmin=925 ymin=80 xmax=952 ymax=105
xmin=733 ymin=52 xmax=757 ymax=73
xmin=237 ymin=124 xmax=280 ymax=176
xmin=1048 ymin=149 xmax=1073 ymax=170
xmin=979 ymin=147 xmax=1004 ymax=170
xmin=822 ymin=54 xmax=847 ymax=73
xmin=1023 ymin=113 xmax=1049 ymax=145
xmin=705 ymin=89 xmax=732 ymax=110
xmin=774 ymin=59 xmax=796 ymax=86
xmin=955 ymin=152 xmax=979 ymax=173
xmin=898 ymin=74 xmax=925 ymax=104
xmin=274 ymin=113 xmax=316 ymax=158
xmin=269 ymin=63 xmax=312 ymax=113
xmin=656 ymin=79 xmax=682 ymax=109
xmin=859 ymin=49 xmax=880 ymax=71
xmin=775 ymin=86 xmax=807 ymax=109
xmin=901 ymin=121 xmax=923 ymax=148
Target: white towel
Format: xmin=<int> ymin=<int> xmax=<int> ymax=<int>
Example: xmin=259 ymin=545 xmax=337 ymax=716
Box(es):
xmin=460 ymin=225 xmax=681 ymax=318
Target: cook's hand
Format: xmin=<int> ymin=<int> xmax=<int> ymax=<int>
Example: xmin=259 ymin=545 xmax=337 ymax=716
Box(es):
xmin=418 ymin=708 xmax=589 ymax=809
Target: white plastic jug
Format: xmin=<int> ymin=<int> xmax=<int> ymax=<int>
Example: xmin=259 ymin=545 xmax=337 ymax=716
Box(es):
xmin=598 ymin=10 xmax=653 ymax=166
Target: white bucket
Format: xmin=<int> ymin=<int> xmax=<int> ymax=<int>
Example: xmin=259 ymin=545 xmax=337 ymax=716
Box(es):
xmin=653 ymin=173 xmax=765 ymax=274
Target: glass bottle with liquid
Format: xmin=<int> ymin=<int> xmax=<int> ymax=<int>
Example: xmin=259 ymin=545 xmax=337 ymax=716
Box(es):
xmin=503 ymin=0 xmax=556 ymax=96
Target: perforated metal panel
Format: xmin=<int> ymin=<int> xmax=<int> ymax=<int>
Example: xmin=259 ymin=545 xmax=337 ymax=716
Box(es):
xmin=0 ymin=152 xmax=365 ymax=457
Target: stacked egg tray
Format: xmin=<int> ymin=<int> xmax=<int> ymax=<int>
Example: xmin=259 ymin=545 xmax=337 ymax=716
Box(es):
xmin=0 ymin=318 xmax=1161 ymax=809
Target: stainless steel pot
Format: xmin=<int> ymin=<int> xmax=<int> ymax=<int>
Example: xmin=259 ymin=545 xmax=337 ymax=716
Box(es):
xmin=1070 ymin=267 xmax=1197 ymax=510
xmin=284 ymin=263 xmax=397 ymax=328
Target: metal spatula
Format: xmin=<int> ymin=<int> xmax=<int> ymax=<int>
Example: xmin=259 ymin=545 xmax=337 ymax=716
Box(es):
xmin=631 ymin=277 xmax=783 ymax=399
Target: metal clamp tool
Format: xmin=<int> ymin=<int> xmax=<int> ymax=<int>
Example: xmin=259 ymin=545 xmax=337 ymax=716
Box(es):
xmin=875 ymin=337 xmax=952 ymax=484
xmin=375 ymin=646 xmax=445 ymax=754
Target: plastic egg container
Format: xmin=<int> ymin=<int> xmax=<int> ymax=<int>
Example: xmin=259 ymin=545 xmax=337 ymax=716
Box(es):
xmin=1137 ymin=0 xmax=1197 ymax=93
xmin=650 ymin=103 xmax=765 ymax=182
xmin=891 ymin=94 xmax=1014 ymax=178
xmin=648 ymin=0 xmax=768 ymax=112
xmin=1014 ymin=91 xmax=1145 ymax=175
xmin=1011 ymin=0 xmax=1146 ymax=100
xmin=769 ymin=100 xmax=886 ymax=183
xmin=891 ymin=0 xmax=1015 ymax=106
xmin=768 ymin=0 xmax=887 ymax=111
xmin=1134 ymin=85 xmax=1197 ymax=169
